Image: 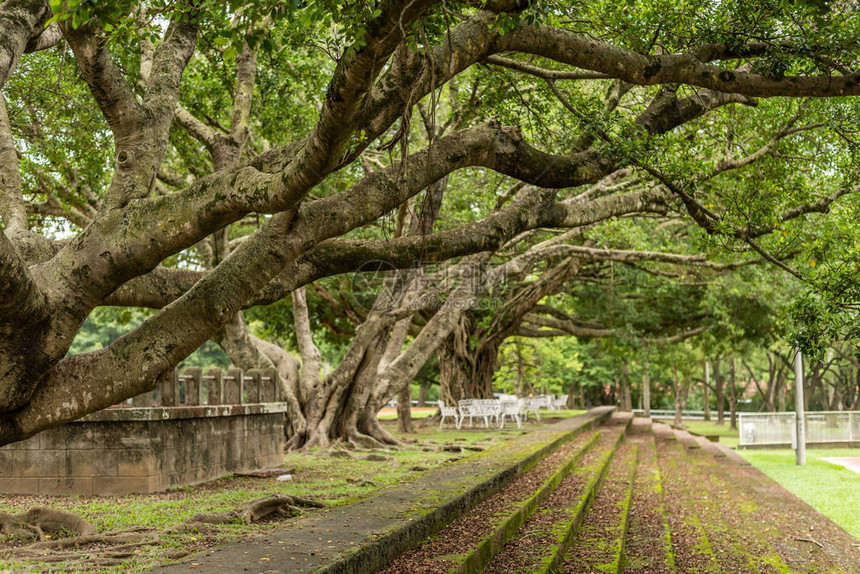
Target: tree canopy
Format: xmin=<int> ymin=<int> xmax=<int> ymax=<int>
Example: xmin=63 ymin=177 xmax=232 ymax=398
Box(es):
xmin=2 ymin=0 xmax=860 ymax=447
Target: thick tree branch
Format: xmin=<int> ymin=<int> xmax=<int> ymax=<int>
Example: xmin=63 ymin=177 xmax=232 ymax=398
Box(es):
xmin=0 ymin=94 xmax=26 ymax=235
xmin=23 ymin=21 xmax=60 ymax=52
xmin=61 ymin=21 xmax=143 ymax=145
xmin=0 ymin=0 xmax=51 ymax=88
xmin=501 ymin=26 xmax=860 ymax=98
xmin=484 ymin=55 xmax=611 ymax=80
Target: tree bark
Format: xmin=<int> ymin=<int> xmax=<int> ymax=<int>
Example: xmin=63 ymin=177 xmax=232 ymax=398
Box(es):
xmin=672 ymin=367 xmax=688 ymax=427
xmin=729 ymin=358 xmax=738 ymax=431
xmin=713 ymin=359 xmax=725 ymax=425
xmin=643 ymin=364 xmax=651 ymax=418
xmin=619 ymin=364 xmax=632 ymax=411
xmin=396 ymin=384 xmax=413 ymax=433
xmin=703 ymin=360 xmax=711 ymax=421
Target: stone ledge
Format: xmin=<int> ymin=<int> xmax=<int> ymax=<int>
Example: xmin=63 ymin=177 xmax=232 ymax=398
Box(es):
xmin=81 ymin=402 xmax=289 ymax=422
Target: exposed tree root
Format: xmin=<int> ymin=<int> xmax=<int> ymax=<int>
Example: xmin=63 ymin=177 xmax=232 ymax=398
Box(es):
xmin=0 ymin=494 xmax=325 ymax=567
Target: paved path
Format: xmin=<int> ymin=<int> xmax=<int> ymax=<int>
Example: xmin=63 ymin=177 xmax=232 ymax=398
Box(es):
xmin=822 ymin=456 xmax=860 ymax=474
xmin=155 ymin=407 xmax=614 ymax=574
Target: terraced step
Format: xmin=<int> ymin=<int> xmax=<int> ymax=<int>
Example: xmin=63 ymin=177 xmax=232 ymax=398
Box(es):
xmin=480 ymin=420 xmax=629 ymax=573
xmin=674 ymin=442 xmax=790 ymax=573
xmin=620 ymin=435 xmax=674 ymax=573
xmin=157 ymin=407 xmax=616 ymax=574
xmin=653 ymin=435 xmax=721 ymax=572
xmin=561 ymin=441 xmax=638 ymax=572
xmin=661 ymin=434 xmax=765 ymax=572
xmin=378 ymin=428 xmax=603 ymax=574
xmin=677 ymin=434 xmax=858 ymax=572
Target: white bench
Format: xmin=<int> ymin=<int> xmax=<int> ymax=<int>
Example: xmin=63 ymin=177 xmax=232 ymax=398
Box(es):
xmin=457 ymin=399 xmax=501 ymax=429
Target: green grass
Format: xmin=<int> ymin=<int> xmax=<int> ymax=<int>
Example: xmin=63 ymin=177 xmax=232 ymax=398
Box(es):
xmin=377 ymin=406 xmax=438 ymax=420
xmin=738 ymin=448 xmax=860 ymax=539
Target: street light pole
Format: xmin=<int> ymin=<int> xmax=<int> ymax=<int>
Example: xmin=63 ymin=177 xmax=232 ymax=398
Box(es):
xmin=794 ymin=348 xmax=806 ymax=466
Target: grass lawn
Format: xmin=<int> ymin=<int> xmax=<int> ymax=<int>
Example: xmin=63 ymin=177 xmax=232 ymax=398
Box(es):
xmin=377 ymin=406 xmax=437 ymax=420
xmin=738 ymin=448 xmax=860 ymax=540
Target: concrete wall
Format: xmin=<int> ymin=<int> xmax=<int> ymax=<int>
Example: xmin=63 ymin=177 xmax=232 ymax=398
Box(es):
xmin=0 ymin=404 xmax=287 ymax=495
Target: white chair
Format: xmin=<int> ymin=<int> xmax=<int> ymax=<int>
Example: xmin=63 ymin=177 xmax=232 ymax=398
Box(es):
xmin=438 ymin=400 xmax=460 ymax=429
xmin=499 ymin=399 xmax=523 ymax=429
xmin=457 ymin=399 xmax=475 ymax=429
xmin=523 ymin=397 xmax=543 ymax=422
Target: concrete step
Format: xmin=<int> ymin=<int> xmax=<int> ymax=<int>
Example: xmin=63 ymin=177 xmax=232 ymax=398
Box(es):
xmin=561 ymin=441 xmax=639 ymax=572
xmin=671 ymin=428 xmax=703 ymax=451
xmin=620 ymin=435 xmax=674 ymax=573
xmin=377 ymin=426 xmax=605 ymax=574
xmin=678 ymin=443 xmax=791 ymax=573
xmin=654 ymin=436 xmax=721 ymax=572
xmin=692 ymin=435 xmax=727 ymax=458
xmin=629 ymin=417 xmax=653 ymax=434
xmin=157 ymin=407 xmax=616 ymax=574
xmin=659 ymin=438 xmax=773 ymax=572
xmin=682 ymin=441 xmax=856 ymax=572
xmin=711 ymin=441 xmax=751 ymax=466
xmin=481 ymin=422 xmax=629 ymax=574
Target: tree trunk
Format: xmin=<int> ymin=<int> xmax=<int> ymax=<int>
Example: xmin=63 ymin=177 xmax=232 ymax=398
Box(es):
xmin=672 ymin=367 xmax=688 ymax=427
xmin=729 ymin=358 xmax=738 ymax=431
xmin=713 ymin=359 xmax=725 ymax=425
xmin=643 ymin=364 xmax=651 ymax=418
xmin=703 ymin=360 xmax=711 ymax=421
xmin=778 ymin=368 xmax=787 ymax=412
xmin=619 ymin=364 xmax=632 ymax=411
xmin=417 ymin=384 xmax=427 ymax=407
xmin=438 ymin=331 xmax=497 ymax=405
xmin=566 ymin=381 xmax=577 ymax=409
xmin=396 ymin=383 xmax=413 ymax=433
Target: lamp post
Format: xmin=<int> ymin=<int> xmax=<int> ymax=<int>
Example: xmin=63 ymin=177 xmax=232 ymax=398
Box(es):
xmin=794 ymin=348 xmax=806 ymax=466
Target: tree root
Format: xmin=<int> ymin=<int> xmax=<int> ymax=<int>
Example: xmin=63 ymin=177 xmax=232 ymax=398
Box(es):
xmin=0 ymin=494 xmax=325 ymax=566
xmin=179 ymin=494 xmax=324 ymax=528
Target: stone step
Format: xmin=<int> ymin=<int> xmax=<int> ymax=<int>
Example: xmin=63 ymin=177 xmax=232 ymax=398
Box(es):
xmin=692 ymin=435 xmax=726 ymax=458
xmin=377 ymin=426 xmax=605 ymax=574
xmin=620 ymin=435 xmax=674 ymax=573
xmin=156 ymin=406 xmax=617 ymax=574
xmin=671 ymin=428 xmax=702 ymax=451
xmin=677 ymin=443 xmax=791 ymax=573
xmin=710 ymin=441 xmax=750 ymax=466
xmin=659 ymin=437 xmax=777 ymax=572
xmin=653 ymin=436 xmax=721 ymax=572
xmin=481 ymin=423 xmax=628 ymax=574
xmin=561 ymin=441 xmax=639 ymax=572
xmin=629 ymin=416 xmax=653 ymax=435
xmin=681 ymin=441 xmax=857 ymax=572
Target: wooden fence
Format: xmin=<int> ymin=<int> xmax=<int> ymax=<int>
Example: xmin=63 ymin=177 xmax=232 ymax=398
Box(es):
xmin=119 ymin=367 xmax=282 ymax=408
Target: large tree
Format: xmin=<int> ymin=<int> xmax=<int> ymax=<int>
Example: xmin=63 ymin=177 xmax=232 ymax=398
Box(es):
xmin=2 ymin=0 xmax=859 ymax=447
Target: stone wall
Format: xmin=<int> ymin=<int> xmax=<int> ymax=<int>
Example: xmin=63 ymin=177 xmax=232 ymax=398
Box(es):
xmin=0 ymin=367 xmax=288 ymax=496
